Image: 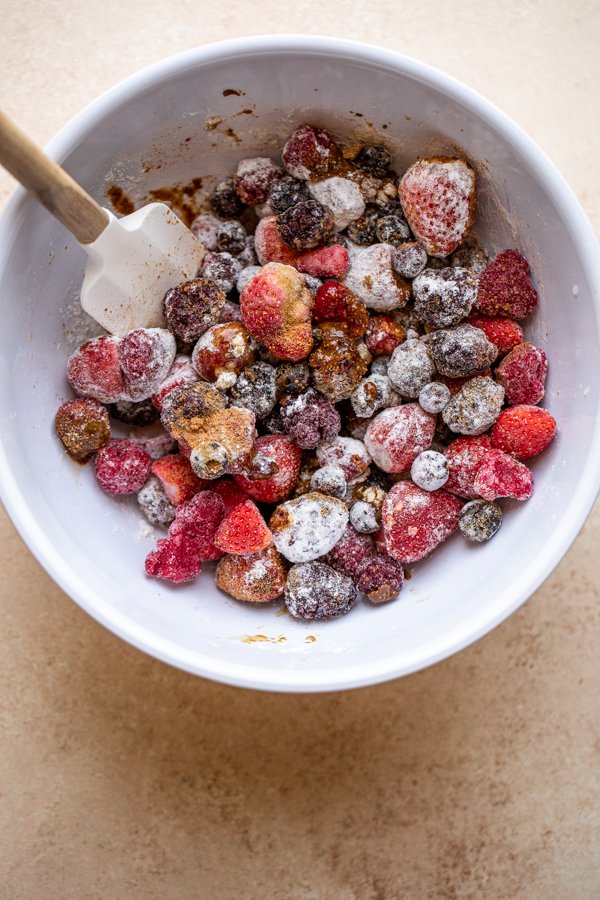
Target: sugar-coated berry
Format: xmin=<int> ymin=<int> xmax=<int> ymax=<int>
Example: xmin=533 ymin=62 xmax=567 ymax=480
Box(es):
xmin=324 ymin=523 xmax=375 ymax=579
xmin=268 ymin=175 xmax=310 ymax=213
xmin=387 ymin=338 xmax=436 ymax=398
xmin=459 ymin=500 xmax=502 ymax=543
xmin=144 ymin=534 xmax=202 ymax=583
xmin=382 ymin=481 xmax=463 ymax=563
xmin=151 ymin=354 xmax=199 ymax=412
xmin=269 ymin=491 xmax=349 ymax=563
xmin=285 ymin=562 xmax=358 ymax=621
xmin=234 ymin=434 xmax=302 ymax=503
xmin=95 ymin=438 xmax=152 ymax=495
xmin=392 ymin=242 xmax=428 ymax=278
xmin=192 ymin=322 xmax=255 ymax=387
xmin=129 ymin=422 xmax=178 ymax=461
xmin=466 ymin=314 xmax=524 ymax=355
xmin=277 ymin=199 xmax=334 ymax=251
xmin=164 ymin=278 xmax=226 ymax=343
xmin=190 ymin=211 xmax=221 ymax=250
xmin=473 ymin=449 xmax=533 ymax=501
xmin=442 ymin=376 xmax=505 ymax=436
xmin=349 ymin=500 xmax=380 ymax=534
xmin=365 ymin=316 xmax=406 ymax=356
xmin=310 ymin=465 xmax=347 ymax=499
xmin=351 ymin=373 xmax=399 ymax=418
xmin=236 ymin=265 xmax=261 ymax=295
xmin=280 ymin=388 xmax=341 ymax=449
xmin=55 ymin=398 xmax=110 ymax=462
xmin=282 ymin=124 xmax=342 ymax=180
xmin=346 ymin=207 xmax=379 ymax=245
xmin=476 ymin=249 xmax=538 ymax=318
xmin=355 ymin=554 xmax=404 ymax=603
xmin=230 ymin=362 xmax=277 ymax=419
xmin=490 ymin=405 xmax=557 ymax=459
xmin=375 ymin=213 xmax=411 ymax=246
xmin=137 ymin=476 xmax=177 ymax=527
xmin=355 ymin=145 xmax=392 ymax=177
xmin=197 ymin=251 xmax=241 ymax=295
xmin=215 ymin=545 xmax=287 ymax=602
xmin=316 ymin=436 xmax=371 ymax=482
xmin=412 ymin=267 xmax=477 ymax=329
xmin=364 ymin=403 xmax=436 ymax=473
xmin=151 ymin=453 xmax=206 ymax=505
xmin=313 ymin=281 xmax=369 ymax=338
xmin=308 ymin=177 xmax=366 ymax=231
xmin=495 ymin=342 xmax=548 ymax=406
xmin=418 ymin=382 xmax=451 ymax=413
xmin=444 ymin=435 xmax=492 ymax=499
xmin=410 ymin=450 xmax=449 ymax=491
xmin=428 ymin=324 xmax=498 ymax=378
xmin=296 ymin=243 xmax=350 ymax=279
xmin=210 ymin=178 xmax=245 ymax=218
xmin=240 ymin=261 xmax=313 ymax=362
xmin=216 ymin=220 xmax=247 ymax=255
xmin=451 ymin=243 xmax=488 ymax=275
xmin=309 ymin=322 xmax=369 ymax=402
xmin=234 ymin=157 xmax=282 ymax=205
xmin=66 ymin=335 xmax=124 ymax=404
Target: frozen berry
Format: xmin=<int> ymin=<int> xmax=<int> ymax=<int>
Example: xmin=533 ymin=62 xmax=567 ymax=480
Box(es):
xmin=236 ymin=265 xmax=262 ymax=295
xmin=118 ymin=328 xmax=177 ymax=402
xmin=144 ymin=535 xmax=201 ymax=583
xmin=392 ymin=242 xmax=428 ymax=278
xmin=355 ymin=145 xmax=392 ymax=178
xmin=216 ymin=220 xmax=247 ymax=255
xmin=285 ymin=562 xmax=357 ymax=621
xmin=324 ymin=523 xmax=375 ymax=579
xmin=234 ymin=434 xmax=302 ymax=503
xmin=476 ymin=249 xmax=538 ymax=319
xmin=167 ymin=489 xmax=226 ymax=561
xmin=308 ymin=177 xmax=366 ymax=231
xmin=382 ymin=481 xmax=463 ymax=563
xmin=412 ymin=267 xmax=477 ymax=328
xmin=451 ymin=242 xmax=488 ymax=275
xmin=282 ymin=124 xmax=343 ymax=180
xmin=151 ymin=354 xmax=199 ymax=411
xmin=428 ymin=324 xmax=498 ymax=378
xmin=349 ymin=500 xmax=380 ymax=534
xmin=268 ymin=175 xmax=310 ymax=213
xmin=346 ymin=207 xmax=379 ymax=245
xmin=316 ymin=436 xmax=371 ymax=481
xmin=197 ymin=251 xmax=241 ymax=294
xmin=213 ymin=498 xmax=272 ymax=555
xmin=351 ymin=373 xmax=399 ymax=418
xmin=129 ymin=422 xmax=178 ymax=460
xmin=313 ymin=280 xmax=369 ymax=337
xmin=365 ymin=316 xmax=406 ymax=356
xmin=108 ymin=397 xmax=159 ymax=427
xmin=473 ymin=449 xmax=533 ymax=501
xmin=215 ymin=545 xmax=287 ymax=602
xmin=495 ymin=342 xmax=548 ymax=406
xmin=277 ymin=199 xmax=334 ymax=251
xmin=164 ymin=278 xmax=226 ymax=343
xmin=211 ymin=478 xmax=249 ymax=513
xmin=355 ymin=554 xmax=404 ymax=603
xmin=67 ymin=335 xmax=124 ymax=404
xmin=210 ymin=178 xmax=245 ymax=218
xmin=270 ymin=492 xmax=349 ymax=563
xmin=309 ymin=322 xmax=369 ymax=402
xmin=240 ymin=262 xmax=313 ymax=361
xmin=375 ymin=213 xmax=411 ymax=246
xmin=310 ymin=465 xmax=347 ymax=499
xmin=418 ymin=382 xmax=451 ymax=414
xmin=137 ymin=475 xmax=177 ymax=527
xmin=410 ymin=450 xmax=449 ymax=491
xmin=466 ymin=314 xmax=524 ymax=355
xmin=276 ymin=363 xmax=311 ymax=398
xmin=295 ymin=243 xmax=350 ymax=279
xmin=151 ymin=453 xmax=206 ymax=505
xmin=387 ymin=338 xmax=436 ymax=398
xmin=343 ymin=243 xmax=410 ymax=311
xmin=234 ymin=157 xmax=282 ymax=205
xmin=254 ymin=216 xmax=300 ymax=266
xmin=490 ymin=405 xmax=557 ymax=459
xmin=230 ymin=362 xmax=277 ymax=418
xmin=459 ymin=500 xmax=502 ymax=542
xmin=399 ymin=157 xmax=476 ymax=257
xmin=364 ymin=403 xmax=436 ymax=473
xmin=442 ymin=376 xmax=505 ymax=435
xmin=190 ymin=211 xmax=221 ymax=250
xmin=95 ymin=438 xmax=152 ymax=495
xmin=192 ymin=322 xmax=255 ymax=388
xmin=55 ymin=398 xmax=110 ymax=462
xmin=280 ymin=388 xmax=341 ymax=449
xmin=444 ymin=435 xmax=492 ymax=499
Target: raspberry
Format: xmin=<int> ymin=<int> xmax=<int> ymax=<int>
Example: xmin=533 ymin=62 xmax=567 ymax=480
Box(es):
xmin=230 ymin=362 xmax=278 ymax=419
xmin=234 ymin=434 xmax=302 ymax=503
xmin=490 ymin=405 xmax=557 ymax=459
xmin=476 ymin=249 xmax=538 ymax=318
xmin=310 ymin=465 xmax=347 ymax=499
xmin=151 ymin=453 xmax=206 ymax=505
xmin=137 ymin=476 xmax=176 ymax=527
xmin=191 ymin=322 xmax=255 ymax=388
xmin=308 ymin=177 xmax=366 ymax=231
xmin=466 ymin=314 xmax=524 ymax=354
xmin=169 ymin=490 xmax=226 ymax=560
xmin=213 ymin=499 xmax=272 ymax=555
xmin=309 ymin=322 xmax=368 ymax=402
xmin=459 ymin=500 xmax=502 ymax=542
xmin=108 ymin=398 xmax=159 ymax=427
xmin=268 ymin=176 xmax=310 ymax=213
xmin=313 ymin=281 xmax=369 ymax=337
xmin=428 ymin=324 xmax=498 ymax=378
xmin=210 ymin=178 xmax=245 ymax=218
xmin=145 ymin=535 xmax=202 ymax=584
xmin=254 ymin=217 xmax=300 ymax=266
xmin=55 ymin=398 xmax=110 ymax=462
xmin=473 ymin=449 xmax=533 ymax=501
xmin=354 ymin=144 xmax=392 ymax=177
xmin=364 ymin=404 xmax=436 ymax=473
xmin=495 ymin=342 xmax=548 ymax=406
xmin=316 ymin=436 xmax=371 ymax=481
xmin=216 ymin=220 xmax=247 ymax=255
xmin=444 ymin=435 xmax=492 ymax=499
xmin=197 ymin=251 xmax=241 ymax=295
xmin=215 ymin=545 xmax=287 ymax=602
xmin=282 ymin=124 xmax=343 ymax=180
xmin=67 ymin=335 xmax=124 ymax=404
xmin=392 ymin=242 xmax=428 ymax=278
xmin=163 ymin=278 xmax=226 ymax=343
xmin=412 ymin=267 xmax=477 ymax=329
xmin=410 ymin=450 xmax=449 ymax=491
xmin=285 ymin=562 xmax=358 ymax=620
xmin=355 ymin=555 xmax=404 ymax=603
xmin=365 ymin=316 xmax=406 ymax=356
xmin=324 ymin=523 xmax=375 ymax=578
xmin=95 ymin=439 xmax=152 ymax=495
xmin=277 ymin=199 xmax=334 ymax=251
xmin=234 ymin=158 xmax=282 ymax=205
xmin=343 ymin=243 xmax=411 ymax=311
xmin=295 ymin=244 xmax=350 ymax=279
xmin=375 ymin=213 xmax=411 ymax=246
xmin=270 ymin=492 xmax=349 ymax=562
xmin=399 ymin=157 xmax=476 ymax=257
xmin=240 ymin=262 xmax=313 ymax=361
xmin=387 ymin=338 xmax=436 ymax=397
xmin=442 ymin=376 xmax=505 ymax=436
xmin=280 ymin=388 xmax=340 ymax=449
xmin=382 ymin=481 xmax=463 ymax=563
xmin=117 ymin=328 xmax=177 ymax=402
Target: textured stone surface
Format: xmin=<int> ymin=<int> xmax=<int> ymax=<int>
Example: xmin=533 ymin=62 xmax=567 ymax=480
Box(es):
xmin=1 ymin=3 xmax=600 ymax=898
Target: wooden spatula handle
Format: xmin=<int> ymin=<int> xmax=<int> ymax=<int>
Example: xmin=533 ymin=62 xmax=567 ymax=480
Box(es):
xmin=0 ymin=110 xmax=109 ymax=244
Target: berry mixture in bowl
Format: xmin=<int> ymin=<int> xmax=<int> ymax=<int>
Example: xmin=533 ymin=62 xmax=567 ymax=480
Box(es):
xmin=55 ymin=124 xmax=557 ymax=621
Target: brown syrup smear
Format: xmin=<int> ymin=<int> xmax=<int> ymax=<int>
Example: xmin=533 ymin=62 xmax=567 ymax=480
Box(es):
xmin=241 ymin=634 xmax=286 ymax=644
xmin=106 ymin=185 xmax=135 ymax=216
xmin=223 ymin=88 xmax=245 ymax=97
xmin=148 ymin=177 xmax=204 ymax=227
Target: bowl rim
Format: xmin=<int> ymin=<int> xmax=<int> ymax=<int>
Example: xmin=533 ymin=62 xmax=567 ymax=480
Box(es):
xmin=1 ymin=34 xmax=600 ymax=693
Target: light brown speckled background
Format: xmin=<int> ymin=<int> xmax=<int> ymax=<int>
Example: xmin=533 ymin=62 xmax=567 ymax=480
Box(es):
xmin=1 ymin=3 xmax=600 ymax=898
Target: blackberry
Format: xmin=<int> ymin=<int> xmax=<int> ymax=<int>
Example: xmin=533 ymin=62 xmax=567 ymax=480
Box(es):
xmin=376 ymin=213 xmax=411 ymax=246
xmin=209 ymin=178 xmax=245 ymax=218
xmin=345 ymin=207 xmax=379 ymax=245
xmin=268 ymin=176 xmax=310 ymax=213
xmin=277 ymin=199 xmax=334 ymax=251
xmin=216 ymin=220 xmax=247 ymax=255
xmin=354 ymin=144 xmax=392 ymax=177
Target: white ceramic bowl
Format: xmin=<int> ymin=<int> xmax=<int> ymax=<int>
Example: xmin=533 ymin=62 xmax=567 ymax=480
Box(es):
xmin=1 ymin=36 xmax=599 ymax=692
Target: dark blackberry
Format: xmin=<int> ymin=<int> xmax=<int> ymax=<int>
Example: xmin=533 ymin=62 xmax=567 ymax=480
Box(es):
xmin=277 ymin=200 xmax=334 ymax=251
xmin=345 ymin=207 xmax=379 ymax=245
xmin=354 ymin=145 xmax=392 ymax=177
xmin=108 ymin=398 xmax=160 ymax=427
xmin=268 ymin=176 xmax=310 ymax=213
xmin=209 ymin=178 xmax=245 ymax=218
xmin=216 ymin=220 xmax=247 ymax=255
xmin=376 ymin=213 xmax=411 ymax=246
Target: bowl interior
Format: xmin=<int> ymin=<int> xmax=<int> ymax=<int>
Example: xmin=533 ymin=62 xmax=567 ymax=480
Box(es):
xmin=1 ymin=40 xmax=599 ymax=691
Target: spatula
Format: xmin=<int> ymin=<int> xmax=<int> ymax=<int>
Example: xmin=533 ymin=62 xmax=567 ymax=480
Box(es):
xmin=0 ymin=110 xmax=205 ymax=334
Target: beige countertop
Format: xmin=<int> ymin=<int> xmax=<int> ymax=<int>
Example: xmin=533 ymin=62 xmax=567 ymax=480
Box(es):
xmin=1 ymin=3 xmax=599 ymax=898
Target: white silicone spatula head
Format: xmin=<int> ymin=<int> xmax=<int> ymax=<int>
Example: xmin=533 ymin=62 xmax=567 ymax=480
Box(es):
xmin=0 ymin=110 xmax=205 ymax=334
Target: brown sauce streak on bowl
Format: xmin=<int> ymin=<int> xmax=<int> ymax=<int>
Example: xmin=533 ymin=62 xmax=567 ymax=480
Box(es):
xmin=106 ymin=185 xmax=135 ymax=216
xmin=148 ymin=177 xmax=204 ymax=227
xmin=223 ymin=88 xmax=245 ymax=97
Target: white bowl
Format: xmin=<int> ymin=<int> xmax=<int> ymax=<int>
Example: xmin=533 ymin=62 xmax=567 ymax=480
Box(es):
xmin=1 ymin=36 xmax=599 ymax=692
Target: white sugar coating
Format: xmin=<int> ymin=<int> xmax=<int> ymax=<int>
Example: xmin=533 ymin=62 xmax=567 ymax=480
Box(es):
xmin=370 ymin=356 xmax=390 ymax=376
xmin=121 ymin=328 xmax=177 ymax=402
xmin=254 ymin=202 xmax=274 ymax=219
xmin=137 ymin=475 xmax=176 ymax=527
xmin=66 ymin=335 xmax=121 ymax=404
xmin=388 ymin=339 xmax=436 ymax=398
xmin=271 ymin=492 xmax=349 ymax=563
xmin=316 ymin=436 xmax=372 ymax=481
xmin=411 ymin=450 xmax=449 ymax=491
xmin=364 ymin=404 xmax=435 ymax=473
xmin=349 ymin=500 xmax=380 ymax=534
xmin=308 ymin=177 xmax=366 ymax=230
xmin=190 ymin=212 xmax=221 ymax=250
xmin=412 ymin=267 xmax=477 ymax=329
xmin=215 ymin=371 xmax=238 ymax=390
xmin=406 ymin=327 xmax=421 ymax=341
xmin=419 ymin=381 xmax=451 ymax=413
xmin=310 ymin=464 xmax=347 ymax=499
xmin=351 ymin=373 xmax=400 ymax=418
xmin=304 ymin=274 xmax=321 ymax=296
xmin=392 ymin=242 xmax=428 ymax=278
xmin=400 ymin=159 xmax=475 ymax=257
xmin=236 ymin=265 xmax=261 ymax=294
xmin=343 ymin=244 xmax=409 ymax=311
xmin=246 ymin=556 xmax=269 ymax=584
xmin=442 ymin=376 xmax=505 ymax=435
xmin=154 ymin=354 xmax=198 ymax=408
xmin=235 ymin=158 xmax=281 ymax=202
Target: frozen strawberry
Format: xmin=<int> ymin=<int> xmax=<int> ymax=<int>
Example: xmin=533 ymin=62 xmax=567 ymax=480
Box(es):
xmin=473 ymin=449 xmax=533 ymax=501
xmin=211 ymin=478 xmax=249 ymax=513
xmin=95 ymin=438 xmax=152 ymax=494
xmin=490 ymin=405 xmax=557 ymax=459
xmin=215 ymin=545 xmax=287 ymax=602
xmin=151 ymin=355 xmax=199 ymax=411
xmin=55 ymin=398 xmax=110 ymax=462
xmin=234 ymin=434 xmax=302 ymax=503
xmin=476 ymin=249 xmax=538 ymax=318
xmin=466 ymin=314 xmax=524 ymax=354
xmin=296 ymin=243 xmax=350 ymax=279
xmin=365 ymin=316 xmax=407 ymax=356
xmin=282 ymin=124 xmax=343 ymax=180
xmin=151 ymin=454 xmax=207 ymax=505
xmin=254 ymin=217 xmax=300 ymax=266
xmin=399 ymin=157 xmax=476 ymax=257
xmin=364 ymin=404 xmax=436 ymax=473
xmin=191 ymin=322 xmax=255 ymax=388
xmin=270 ymin=492 xmax=349 ymax=563
xmin=166 ymin=489 xmax=225 ymax=562
xmin=312 ymin=280 xmax=369 ymax=337
xmin=240 ymin=261 xmax=313 ymax=361
xmin=382 ymin=481 xmax=463 ymax=563
xmin=444 ymin=435 xmax=492 ymax=499
xmin=145 ymin=535 xmax=202 ymax=584
xmin=117 ymin=328 xmax=177 ymax=402
xmin=234 ymin=157 xmax=282 ymax=205
xmin=495 ymin=342 xmax=548 ymax=405
xmin=214 ymin=499 xmax=272 ymax=555
xmin=67 ymin=335 xmax=124 ymax=404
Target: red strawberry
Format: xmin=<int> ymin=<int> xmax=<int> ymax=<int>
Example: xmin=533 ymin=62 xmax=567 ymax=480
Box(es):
xmin=382 ymin=481 xmax=463 ymax=563
xmin=169 ymin=490 xmax=225 ymax=561
xmin=151 ymin=354 xmax=198 ymax=411
xmin=473 ymin=449 xmax=533 ymax=501
xmin=466 ymin=314 xmax=524 ymax=354
xmin=444 ymin=435 xmax=492 ymax=499
xmin=476 ymin=250 xmax=538 ymax=319
xmin=399 ymin=157 xmax=476 ymax=257
xmin=312 ymin=281 xmax=369 ymax=337
xmin=296 ymin=244 xmax=350 ymax=279
xmin=495 ymin=342 xmax=548 ymax=406
xmin=490 ymin=405 xmax=557 ymax=459
xmin=151 ymin=454 xmax=207 ymax=505
xmin=145 ymin=535 xmax=202 ymax=584
xmin=67 ymin=335 xmax=124 ymax=404
xmin=211 ymin=478 xmax=249 ymax=512
xmin=364 ymin=404 xmax=436 ymax=473
xmin=213 ymin=499 xmax=272 ymax=555
xmin=254 ymin=216 xmax=300 ymax=266
xmin=234 ymin=435 xmax=302 ymax=503
xmin=240 ymin=261 xmax=313 ymax=361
